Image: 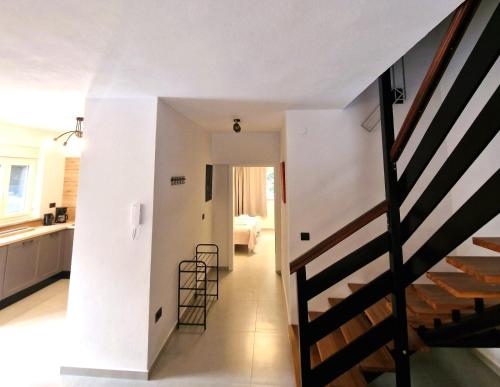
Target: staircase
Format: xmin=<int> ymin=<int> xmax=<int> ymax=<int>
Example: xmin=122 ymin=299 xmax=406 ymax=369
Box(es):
xmin=289 ymin=1 xmax=500 ymax=386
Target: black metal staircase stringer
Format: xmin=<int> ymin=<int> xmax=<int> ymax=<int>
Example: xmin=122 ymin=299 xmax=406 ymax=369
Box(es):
xmin=397 ymin=2 xmax=500 ymax=202
xmin=309 ymin=316 xmax=395 ymax=387
xmin=400 ymin=86 xmax=500 ymax=242
xmin=401 ymin=169 xmax=500 ymax=287
xmin=307 ymin=168 xmax=500 ymax=345
xmin=419 ymin=303 xmax=500 ymax=346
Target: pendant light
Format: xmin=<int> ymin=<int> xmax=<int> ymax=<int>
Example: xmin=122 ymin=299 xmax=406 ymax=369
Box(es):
xmin=54 ymin=117 xmax=84 ymax=146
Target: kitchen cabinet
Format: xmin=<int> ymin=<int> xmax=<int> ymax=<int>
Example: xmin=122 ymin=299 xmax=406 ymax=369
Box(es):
xmin=0 ymin=247 xmax=7 ymax=299
xmin=61 ymin=229 xmax=74 ymax=272
xmin=36 ymin=232 xmax=61 ymax=281
xmin=3 ymin=238 xmax=39 ymax=298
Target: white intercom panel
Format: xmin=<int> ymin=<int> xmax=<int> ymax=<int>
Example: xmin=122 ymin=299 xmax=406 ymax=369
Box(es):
xmin=130 ymin=202 xmax=142 ymax=240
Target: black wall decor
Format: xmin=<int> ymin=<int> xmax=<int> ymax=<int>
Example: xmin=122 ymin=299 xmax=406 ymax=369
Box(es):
xmin=205 ymin=165 xmax=213 ymax=201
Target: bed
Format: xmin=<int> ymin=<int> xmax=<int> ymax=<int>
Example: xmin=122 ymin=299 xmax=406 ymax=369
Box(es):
xmin=233 ymin=215 xmax=261 ymax=252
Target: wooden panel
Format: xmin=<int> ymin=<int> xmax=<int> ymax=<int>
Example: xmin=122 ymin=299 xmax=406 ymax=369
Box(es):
xmin=387 ymin=286 xmax=452 ymax=328
xmin=413 ymin=284 xmax=475 ymax=310
xmin=288 ymin=325 xmax=301 ymax=387
xmin=473 ymin=237 xmax=500 ymax=253
xmin=427 ymin=272 xmax=500 ymax=299
xmin=339 ymin=313 xmax=395 ymax=373
xmin=446 ymin=256 xmax=500 ymax=284
xmin=346 ymin=284 xmax=428 ymax=352
xmin=62 ymin=157 xmax=80 ymax=221
xmin=309 ymin=312 xmax=367 ymax=387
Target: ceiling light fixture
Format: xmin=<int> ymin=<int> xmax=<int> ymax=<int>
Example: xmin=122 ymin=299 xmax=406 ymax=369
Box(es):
xmin=54 ymin=117 xmax=84 ymax=146
xmin=233 ymin=118 xmax=241 ymax=133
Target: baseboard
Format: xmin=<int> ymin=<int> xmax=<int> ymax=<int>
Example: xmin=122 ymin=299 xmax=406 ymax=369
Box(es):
xmin=147 ymin=322 xmax=177 ymax=379
xmin=473 ymin=349 xmax=500 ymax=378
xmin=60 ymin=366 xmax=148 ymax=380
xmin=0 ymin=271 xmax=70 ymax=310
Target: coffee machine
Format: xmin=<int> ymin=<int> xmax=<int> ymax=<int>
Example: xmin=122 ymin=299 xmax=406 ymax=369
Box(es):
xmin=55 ymin=207 xmax=68 ymax=223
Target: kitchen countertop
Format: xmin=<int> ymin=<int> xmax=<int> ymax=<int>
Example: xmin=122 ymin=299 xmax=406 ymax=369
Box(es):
xmin=0 ymin=223 xmax=75 ymax=248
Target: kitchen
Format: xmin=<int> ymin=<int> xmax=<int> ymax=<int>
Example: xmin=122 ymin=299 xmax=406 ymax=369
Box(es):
xmin=0 ymin=120 xmax=81 ymax=309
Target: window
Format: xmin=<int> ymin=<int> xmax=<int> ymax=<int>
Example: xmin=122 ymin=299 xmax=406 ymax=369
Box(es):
xmin=0 ymin=157 xmax=37 ymax=221
xmin=266 ymin=167 xmax=275 ymax=200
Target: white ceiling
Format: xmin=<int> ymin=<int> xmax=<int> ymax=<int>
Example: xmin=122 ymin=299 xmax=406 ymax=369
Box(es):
xmin=0 ymin=0 xmax=462 ymax=131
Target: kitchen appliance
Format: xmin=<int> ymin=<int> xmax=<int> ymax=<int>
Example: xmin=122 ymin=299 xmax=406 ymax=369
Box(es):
xmin=55 ymin=207 xmax=68 ymax=223
xmin=43 ymin=213 xmax=54 ymax=226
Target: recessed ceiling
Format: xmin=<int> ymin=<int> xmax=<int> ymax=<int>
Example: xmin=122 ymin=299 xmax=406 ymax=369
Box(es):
xmin=0 ymin=0 xmax=462 ymax=131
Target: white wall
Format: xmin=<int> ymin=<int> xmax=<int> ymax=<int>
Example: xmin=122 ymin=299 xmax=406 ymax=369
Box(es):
xmin=212 ymin=165 xmax=231 ymax=268
xmin=283 ymin=0 xmax=499 ymax=323
xmin=211 ymin=132 xmax=280 ymax=164
xmin=64 ymin=98 xmax=158 ymax=373
xmin=0 ymin=123 xmax=65 ymax=220
xmin=148 ymin=100 xmax=213 ymax=367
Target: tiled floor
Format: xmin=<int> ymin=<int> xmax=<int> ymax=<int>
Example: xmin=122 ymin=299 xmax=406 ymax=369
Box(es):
xmin=152 ymin=229 xmax=295 ymax=386
xmin=0 ymin=229 xmax=295 ymax=387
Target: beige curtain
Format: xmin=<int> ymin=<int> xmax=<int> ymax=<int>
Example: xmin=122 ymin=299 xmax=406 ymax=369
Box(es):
xmin=234 ymin=167 xmax=267 ymax=217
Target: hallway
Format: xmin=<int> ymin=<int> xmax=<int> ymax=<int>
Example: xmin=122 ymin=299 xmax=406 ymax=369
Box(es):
xmin=153 ymin=229 xmax=295 ymax=386
xmin=0 ymin=230 xmax=294 ymax=387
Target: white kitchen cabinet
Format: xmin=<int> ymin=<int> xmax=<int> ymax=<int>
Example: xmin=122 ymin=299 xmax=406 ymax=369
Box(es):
xmin=3 ymin=238 xmax=39 ymax=298
xmin=36 ymin=232 xmax=61 ymax=281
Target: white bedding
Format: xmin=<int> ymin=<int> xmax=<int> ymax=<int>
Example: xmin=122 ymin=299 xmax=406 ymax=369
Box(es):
xmin=234 ymin=215 xmax=260 ymax=252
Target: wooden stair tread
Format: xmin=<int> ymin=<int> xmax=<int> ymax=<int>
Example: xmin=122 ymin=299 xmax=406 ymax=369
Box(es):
xmin=309 ymin=312 xmax=367 ymax=387
xmin=405 ymin=285 xmax=451 ymax=316
xmin=473 ymin=237 xmax=500 ymax=253
xmin=391 ymin=286 xmax=452 ymax=328
xmin=446 ymin=256 xmax=500 ymax=284
xmin=339 ymin=313 xmax=395 ymax=373
xmin=344 ymin=285 xmax=428 ymax=352
xmin=427 ymin=272 xmax=500 ymax=299
xmin=413 ymin=284 xmax=475 ymax=310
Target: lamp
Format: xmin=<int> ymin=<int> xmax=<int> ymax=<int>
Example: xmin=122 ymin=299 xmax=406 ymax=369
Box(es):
xmin=233 ymin=118 xmax=241 ymax=133
xmin=54 ymin=117 xmax=84 ymax=146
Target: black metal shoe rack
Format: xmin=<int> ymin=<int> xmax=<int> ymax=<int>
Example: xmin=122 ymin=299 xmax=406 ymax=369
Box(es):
xmin=177 ymin=244 xmax=219 ymax=329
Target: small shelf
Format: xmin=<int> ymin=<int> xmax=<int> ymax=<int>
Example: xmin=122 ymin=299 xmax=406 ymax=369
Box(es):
xmin=177 ymin=244 xmax=219 ymax=330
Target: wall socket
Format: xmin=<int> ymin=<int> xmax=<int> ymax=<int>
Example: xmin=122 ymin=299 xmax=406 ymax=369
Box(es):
xmin=49 ymin=202 xmax=56 ymax=208
xmin=300 ymin=232 xmax=310 ymax=241
xmin=155 ymin=307 xmax=162 ymax=323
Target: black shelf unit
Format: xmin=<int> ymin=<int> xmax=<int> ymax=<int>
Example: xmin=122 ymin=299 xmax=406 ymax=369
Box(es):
xmin=177 ymin=244 xmax=219 ymax=330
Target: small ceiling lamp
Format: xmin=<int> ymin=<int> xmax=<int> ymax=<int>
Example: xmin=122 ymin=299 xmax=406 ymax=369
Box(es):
xmin=54 ymin=116 xmax=84 ymax=146
xmin=233 ymin=118 xmax=241 ymax=133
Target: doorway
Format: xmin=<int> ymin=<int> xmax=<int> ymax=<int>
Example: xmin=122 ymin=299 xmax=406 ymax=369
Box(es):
xmin=229 ymin=165 xmax=280 ymax=273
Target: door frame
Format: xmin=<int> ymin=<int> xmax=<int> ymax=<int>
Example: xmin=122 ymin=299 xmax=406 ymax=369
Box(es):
xmin=227 ymin=163 xmax=281 ymax=272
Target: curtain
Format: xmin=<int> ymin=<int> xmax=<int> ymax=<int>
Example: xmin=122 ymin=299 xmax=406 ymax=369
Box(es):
xmin=234 ymin=167 xmax=267 ymax=217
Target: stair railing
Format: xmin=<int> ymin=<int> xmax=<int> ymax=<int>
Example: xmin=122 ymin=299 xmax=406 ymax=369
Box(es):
xmin=289 ymin=0 xmax=500 ymax=385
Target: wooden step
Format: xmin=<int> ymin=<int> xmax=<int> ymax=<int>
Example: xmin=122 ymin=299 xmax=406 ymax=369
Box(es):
xmin=345 ymin=284 xmax=428 ymax=352
xmin=446 ymin=256 xmax=500 ymax=284
xmin=309 ymin=312 xmax=367 ymax=387
xmin=338 ymin=313 xmax=395 ymax=373
xmin=401 ymin=286 xmax=452 ymax=327
xmin=427 ymin=272 xmax=500 ymax=299
xmin=413 ymin=284 xmax=475 ymax=310
xmin=473 ymin=237 xmax=500 ymax=253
